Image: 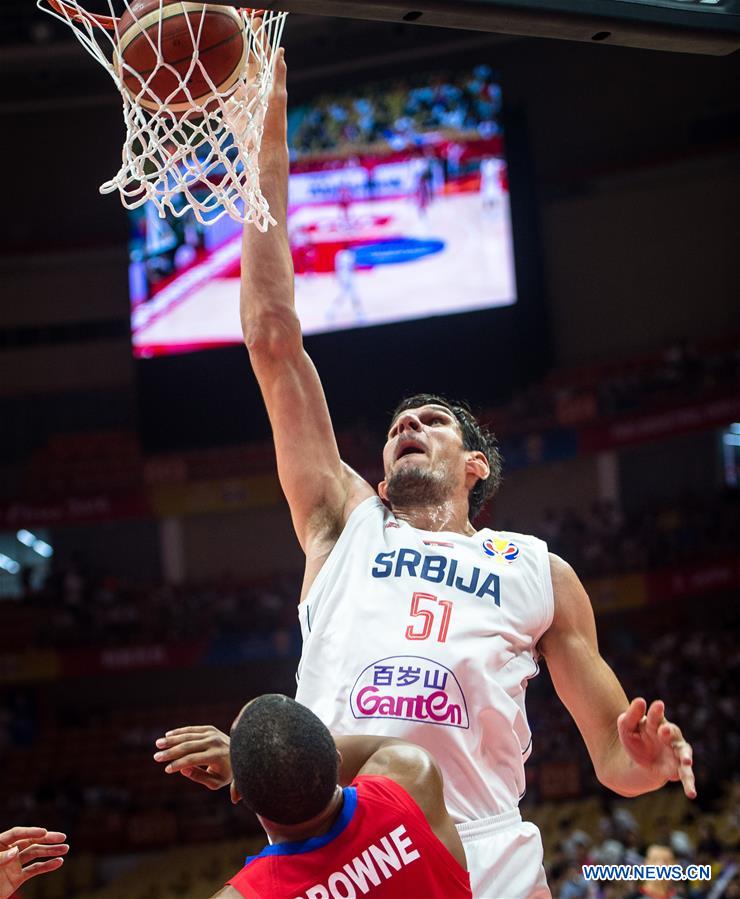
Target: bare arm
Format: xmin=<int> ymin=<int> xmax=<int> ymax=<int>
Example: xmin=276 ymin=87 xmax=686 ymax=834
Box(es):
xmin=538 ymin=554 xmax=695 ymax=799
xmin=241 ymin=51 xmax=373 ymax=557
xmin=334 ymin=735 xmax=467 ymax=870
xmin=154 ymin=728 xmax=466 ymax=869
xmin=209 ymin=888 xmax=245 ymax=899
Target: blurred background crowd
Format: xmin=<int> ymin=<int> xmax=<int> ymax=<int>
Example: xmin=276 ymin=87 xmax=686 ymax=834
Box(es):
xmin=0 ymin=334 xmax=738 ymax=897
xmin=290 ymin=64 xmax=503 ymax=156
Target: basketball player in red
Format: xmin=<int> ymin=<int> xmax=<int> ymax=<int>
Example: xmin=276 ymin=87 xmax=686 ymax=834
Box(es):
xmin=215 ymin=50 xmax=696 ymax=897
xmin=157 ymin=695 xmax=471 ymax=899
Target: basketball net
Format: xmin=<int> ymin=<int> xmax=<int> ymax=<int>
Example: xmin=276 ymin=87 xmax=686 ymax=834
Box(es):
xmin=37 ymin=1 xmax=288 ymax=228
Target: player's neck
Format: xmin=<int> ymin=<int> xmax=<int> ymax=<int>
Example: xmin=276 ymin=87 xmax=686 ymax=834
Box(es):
xmin=392 ymin=501 xmax=476 ymax=536
xmin=260 ymin=786 xmax=345 ymax=845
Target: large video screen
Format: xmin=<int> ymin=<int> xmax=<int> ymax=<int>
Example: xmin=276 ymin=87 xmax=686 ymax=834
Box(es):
xmin=129 ymin=63 xmax=517 ymax=358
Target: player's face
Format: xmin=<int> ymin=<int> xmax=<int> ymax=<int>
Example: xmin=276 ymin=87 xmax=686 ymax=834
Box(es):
xmin=381 ymin=405 xmax=468 ymax=507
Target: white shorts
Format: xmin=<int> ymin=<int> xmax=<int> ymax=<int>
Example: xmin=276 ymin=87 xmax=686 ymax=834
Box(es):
xmin=456 ymin=808 xmax=551 ymax=899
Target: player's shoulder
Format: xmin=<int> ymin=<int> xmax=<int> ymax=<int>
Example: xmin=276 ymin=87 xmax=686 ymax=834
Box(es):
xmin=353 ymin=744 xmax=441 ymax=809
xmin=343 ymin=490 xmax=387 ymax=529
xmin=352 ymin=772 xmax=429 ymax=823
xmin=354 ymin=770 xmax=415 ymax=797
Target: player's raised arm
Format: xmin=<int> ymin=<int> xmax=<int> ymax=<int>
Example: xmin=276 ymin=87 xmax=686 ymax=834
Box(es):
xmin=241 ymin=51 xmax=373 ymax=553
xmin=539 ymin=555 xmax=696 ymax=800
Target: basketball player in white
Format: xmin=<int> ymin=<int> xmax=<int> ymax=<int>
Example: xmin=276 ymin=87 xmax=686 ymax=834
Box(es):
xmin=328 ymin=247 xmax=364 ymax=325
xmin=480 ymin=156 xmax=502 ymax=213
xmin=162 ymin=52 xmax=695 ymax=898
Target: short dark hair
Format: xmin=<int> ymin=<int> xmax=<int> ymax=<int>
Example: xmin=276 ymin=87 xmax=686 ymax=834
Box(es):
xmin=390 ymin=393 xmax=502 ymax=520
xmin=230 ymin=694 xmax=338 ymax=826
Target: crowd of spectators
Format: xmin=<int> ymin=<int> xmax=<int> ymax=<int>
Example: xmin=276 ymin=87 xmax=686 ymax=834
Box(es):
xmin=544 ymin=793 xmax=739 ymax=898
xmin=528 ymin=608 xmax=739 ymax=807
xmin=0 ymin=489 xmax=736 ymax=654
xmin=529 ymin=491 xmax=739 ymax=579
xmin=1 ymin=502 xmax=737 ymax=886
xmin=526 ymin=606 xmax=739 ymax=897
xmin=0 ymin=610 xmax=736 ymax=892
xmin=1 ymin=332 xmax=738 ymax=889
xmin=290 ymin=64 xmax=502 ymax=157
xmin=497 ymin=340 xmax=740 ymax=434
xmin=0 ymin=694 xmax=248 ymax=857
xmin=0 ymin=565 xmax=301 ymax=653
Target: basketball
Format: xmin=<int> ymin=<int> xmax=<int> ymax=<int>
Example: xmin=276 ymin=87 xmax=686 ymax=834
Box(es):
xmin=116 ymin=0 xmax=247 ymax=113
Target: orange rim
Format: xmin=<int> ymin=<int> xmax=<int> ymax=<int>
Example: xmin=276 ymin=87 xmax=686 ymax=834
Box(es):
xmin=45 ymin=1 xmax=271 ymax=32
xmin=46 ymin=0 xmax=118 ymax=29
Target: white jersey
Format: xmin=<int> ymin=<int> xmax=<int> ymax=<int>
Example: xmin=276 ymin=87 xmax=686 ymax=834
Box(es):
xmin=296 ymin=496 xmax=554 ymax=824
xmin=480 ymin=157 xmax=502 ymax=200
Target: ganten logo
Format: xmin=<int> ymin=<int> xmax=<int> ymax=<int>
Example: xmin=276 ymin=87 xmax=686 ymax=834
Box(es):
xmin=350 ymin=655 xmax=469 ymax=729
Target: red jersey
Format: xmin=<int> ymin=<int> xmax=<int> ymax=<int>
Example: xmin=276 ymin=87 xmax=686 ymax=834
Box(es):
xmin=227 ymin=774 xmax=472 ymax=899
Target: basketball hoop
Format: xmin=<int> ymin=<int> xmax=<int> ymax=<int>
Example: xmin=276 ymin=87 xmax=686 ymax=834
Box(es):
xmin=37 ymin=1 xmax=288 ymax=228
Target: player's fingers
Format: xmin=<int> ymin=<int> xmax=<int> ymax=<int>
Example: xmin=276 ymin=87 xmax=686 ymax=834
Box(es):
xmin=658 ymin=724 xmax=696 ymax=798
xmin=678 ymin=755 xmax=697 ymax=800
xmin=35 ymin=832 xmax=66 ymax=845
xmin=667 ymin=735 xmax=696 ymax=798
xmin=0 ymin=827 xmax=47 ymax=847
xmin=156 ymin=733 xmax=216 ymax=753
xmin=658 ymin=721 xmax=682 ymax=747
xmin=180 ymin=767 xmax=229 ymax=790
xmin=619 ymin=698 xmax=647 ymax=735
xmin=163 ymin=726 xmax=214 ymax=739
xmin=660 ymin=723 xmax=693 ymax=765
xmin=155 ymin=736 xmax=224 ymax=765
xmin=17 ymin=856 xmax=65 ymax=884
xmin=161 ymin=751 xmax=219 ymax=774
xmin=18 ymin=843 xmax=69 ymax=865
xmin=2 ymin=831 xmax=64 ymax=852
xmin=7 ymin=838 xmax=41 ymax=852
xmin=153 ymin=740 xmax=208 ymax=764
xmin=645 ymin=700 xmax=665 ymax=736
xmin=155 ymin=737 xmax=206 ymax=756
xmin=0 ymin=846 xmax=20 ymax=865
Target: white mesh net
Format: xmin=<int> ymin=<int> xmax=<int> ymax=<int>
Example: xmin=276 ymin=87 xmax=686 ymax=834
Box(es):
xmin=37 ymin=1 xmax=288 ymax=228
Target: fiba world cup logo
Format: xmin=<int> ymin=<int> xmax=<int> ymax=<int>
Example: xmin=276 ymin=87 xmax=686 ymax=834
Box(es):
xmin=482 ymin=537 xmax=520 ymax=564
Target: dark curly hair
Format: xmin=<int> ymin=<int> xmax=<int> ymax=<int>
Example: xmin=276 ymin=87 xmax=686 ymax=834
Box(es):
xmin=230 ymin=694 xmax=338 ymax=826
xmin=389 ymin=393 xmax=502 ymax=520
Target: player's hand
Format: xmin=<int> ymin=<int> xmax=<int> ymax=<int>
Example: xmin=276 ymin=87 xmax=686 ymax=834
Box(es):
xmin=262 ymin=47 xmax=287 ymax=149
xmin=0 ymin=828 xmax=68 ymax=899
xmin=617 ymin=698 xmax=696 ymax=799
xmin=226 ymin=17 xmax=285 ymax=150
xmin=154 ymin=725 xmax=232 ymax=790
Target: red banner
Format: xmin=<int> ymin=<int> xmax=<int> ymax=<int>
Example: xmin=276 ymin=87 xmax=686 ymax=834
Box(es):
xmin=0 ymin=492 xmax=151 ymax=529
xmin=61 ymin=643 xmax=206 ymax=677
xmin=580 ymin=393 xmax=740 ymax=453
xmin=646 ymin=557 xmax=740 ymax=604
xmin=291 ymin=136 xmax=504 ymax=174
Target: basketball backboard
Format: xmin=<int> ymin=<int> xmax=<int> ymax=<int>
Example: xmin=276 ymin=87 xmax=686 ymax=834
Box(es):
xmin=240 ymin=0 xmax=740 ymax=55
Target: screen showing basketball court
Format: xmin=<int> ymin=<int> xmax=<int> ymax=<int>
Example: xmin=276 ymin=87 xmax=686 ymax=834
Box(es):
xmin=128 ymin=62 xmax=517 ymax=357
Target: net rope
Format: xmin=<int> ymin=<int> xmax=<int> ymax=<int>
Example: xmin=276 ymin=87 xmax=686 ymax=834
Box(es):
xmin=37 ymin=1 xmax=288 ymax=227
